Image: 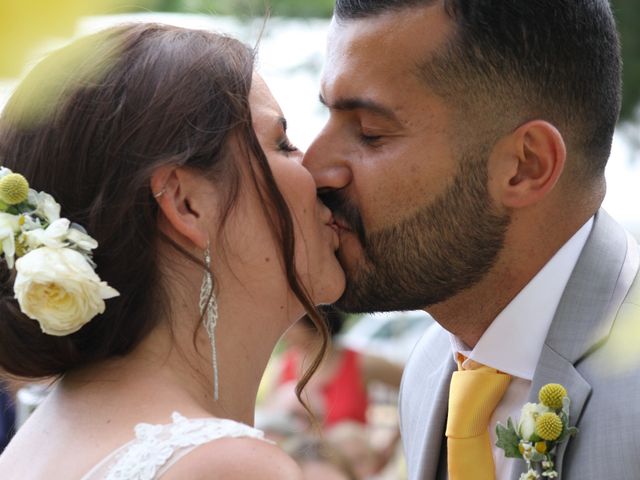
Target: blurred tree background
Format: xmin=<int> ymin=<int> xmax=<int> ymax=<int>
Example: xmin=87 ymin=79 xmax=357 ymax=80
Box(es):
xmin=613 ymin=0 xmax=640 ymax=121
xmin=1 ymin=0 xmax=640 ymax=121
xmin=143 ymin=0 xmax=640 ymax=122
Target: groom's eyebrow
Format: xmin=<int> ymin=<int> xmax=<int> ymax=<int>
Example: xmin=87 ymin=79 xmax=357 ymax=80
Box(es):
xmin=319 ymin=93 xmax=399 ymax=123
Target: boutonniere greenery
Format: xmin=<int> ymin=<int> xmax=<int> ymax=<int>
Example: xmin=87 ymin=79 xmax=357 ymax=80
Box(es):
xmin=496 ymin=383 xmax=578 ymax=480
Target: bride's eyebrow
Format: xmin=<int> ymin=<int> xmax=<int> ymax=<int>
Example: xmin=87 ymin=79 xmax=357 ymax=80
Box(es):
xmin=277 ymin=116 xmax=287 ymax=132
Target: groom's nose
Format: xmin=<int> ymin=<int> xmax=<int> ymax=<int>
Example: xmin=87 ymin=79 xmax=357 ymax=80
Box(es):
xmin=303 ymin=127 xmax=352 ymax=191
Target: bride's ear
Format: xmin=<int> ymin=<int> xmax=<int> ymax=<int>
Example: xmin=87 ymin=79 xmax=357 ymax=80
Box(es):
xmin=151 ymin=166 xmax=213 ymax=250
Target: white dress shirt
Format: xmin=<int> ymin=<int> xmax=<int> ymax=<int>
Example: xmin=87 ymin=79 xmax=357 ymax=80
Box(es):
xmin=450 ymin=217 xmax=593 ymax=479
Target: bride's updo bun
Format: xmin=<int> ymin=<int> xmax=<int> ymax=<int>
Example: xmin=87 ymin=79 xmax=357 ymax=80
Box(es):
xmin=0 ymin=23 xmax=327 ymax=380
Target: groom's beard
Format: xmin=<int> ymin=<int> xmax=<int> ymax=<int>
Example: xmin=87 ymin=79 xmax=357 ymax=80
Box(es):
xmin=320 ymin=153 xmax=511 ymax=313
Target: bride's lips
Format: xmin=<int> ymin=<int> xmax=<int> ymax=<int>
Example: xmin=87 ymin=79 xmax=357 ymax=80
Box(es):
xmin=332 ymin=217 xmax=351 ymax=233
xmin=324 ymin=216 xmax=340 ymax=250
xmin=319 ymin=203 xmax=349 ymax=248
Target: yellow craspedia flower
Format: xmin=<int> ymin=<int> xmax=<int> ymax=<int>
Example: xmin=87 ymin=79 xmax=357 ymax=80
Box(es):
xmin=0 ymin=173 xmax=29 ymax=205
xmin=535 ymin=412 xmax=563 ymax=441
xmin=535 ymin=441 xmax=547 ymax=454
xmin=539 ymin=383 xmax=567 ymax=409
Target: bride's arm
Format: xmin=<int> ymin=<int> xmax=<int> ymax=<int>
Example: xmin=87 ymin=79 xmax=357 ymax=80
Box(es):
xmin=161 ymin=436 xmax=303 ymax=480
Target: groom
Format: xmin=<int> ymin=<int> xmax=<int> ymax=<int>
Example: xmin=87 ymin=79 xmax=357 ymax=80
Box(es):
xmin=304 ymin=1 xmax=640 ymax=479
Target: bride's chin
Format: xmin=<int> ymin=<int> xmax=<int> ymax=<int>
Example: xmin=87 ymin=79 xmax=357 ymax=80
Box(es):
xmin=312 ymin=272 xmax=347 ymax=306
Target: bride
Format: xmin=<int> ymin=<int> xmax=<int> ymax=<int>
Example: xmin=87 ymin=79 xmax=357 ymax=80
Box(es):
xmin=0 ymin=23 xmax=344 ymax=479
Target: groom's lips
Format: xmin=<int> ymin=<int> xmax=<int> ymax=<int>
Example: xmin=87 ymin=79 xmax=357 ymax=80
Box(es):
xmin=333 ymin=217 xmax=352 ymax=233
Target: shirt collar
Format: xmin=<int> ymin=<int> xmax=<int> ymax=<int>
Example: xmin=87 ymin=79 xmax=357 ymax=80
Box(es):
xmin=450 ymin=217 xmax=594 ymax=380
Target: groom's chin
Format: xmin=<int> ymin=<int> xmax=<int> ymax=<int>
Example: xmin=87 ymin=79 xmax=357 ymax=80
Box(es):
xmin=334 ymin=292 xmax=406 ymax=315
xmin=335 ymin=264 xmax=442 ymax=314
xmin=333 ymin=276 xmax=395 ymax=314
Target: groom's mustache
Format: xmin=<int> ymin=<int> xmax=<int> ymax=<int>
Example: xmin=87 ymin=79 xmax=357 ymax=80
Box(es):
xmin=318 ymin=189 xmax=367 ymax=247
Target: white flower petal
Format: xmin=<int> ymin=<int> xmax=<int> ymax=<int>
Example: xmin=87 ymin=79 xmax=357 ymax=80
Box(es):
xmin=1 ymin=234 xmax=16 ymax=269
xmin=0 ymin=167 xmax=13 ymax=180
xmin=23 ymin=229 xmax=62 ymax=249
xmin=66 ymin=227 xmax=98 ymax=251
xmin=22 ymin=218 xmax=72 ymax=249
xmin=0 ymin=212 xmax=20 ymax=231
xmin=21 ymin=215 xmax=42 ymax=231
xmin=0 ymin=213 xmax=20 ymax=268
xmin=34 ymin=192 xmax=61 ymax=222
xmin=45 ymin=218 xmax=70 ymax=239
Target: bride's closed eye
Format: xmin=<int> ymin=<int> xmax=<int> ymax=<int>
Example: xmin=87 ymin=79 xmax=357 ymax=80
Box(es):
xmin=274 ymin=116 xmax=298 ymax=155
xmin=278 ymin=136 xmax=298 ymax=154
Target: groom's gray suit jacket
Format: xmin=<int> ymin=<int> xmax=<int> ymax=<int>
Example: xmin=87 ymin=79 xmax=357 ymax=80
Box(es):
xmin=399 ymin=210 xmax=640 ymax=480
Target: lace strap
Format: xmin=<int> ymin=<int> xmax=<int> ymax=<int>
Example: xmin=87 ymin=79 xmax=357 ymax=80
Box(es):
xmin=81 ymin=412 xmax=271 ymax=480
xmin=153 ymin=414 xmax=273 ymax=479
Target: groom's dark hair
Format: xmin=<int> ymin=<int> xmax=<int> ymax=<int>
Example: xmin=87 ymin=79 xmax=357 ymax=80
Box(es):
xmin=334 ymin=0 xmax=622 ymax=183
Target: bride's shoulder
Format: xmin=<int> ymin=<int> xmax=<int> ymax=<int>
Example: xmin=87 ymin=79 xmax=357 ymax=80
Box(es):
xmin=161 ymin=435 xmax=303 ymax=480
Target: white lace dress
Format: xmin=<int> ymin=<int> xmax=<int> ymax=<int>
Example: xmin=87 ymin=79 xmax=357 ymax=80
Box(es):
xmin=80 ymin=412 xmax=271 ymax=480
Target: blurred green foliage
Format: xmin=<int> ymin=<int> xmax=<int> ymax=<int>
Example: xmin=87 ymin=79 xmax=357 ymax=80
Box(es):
xmin=613 ymin=0 xmax=640 ymax=121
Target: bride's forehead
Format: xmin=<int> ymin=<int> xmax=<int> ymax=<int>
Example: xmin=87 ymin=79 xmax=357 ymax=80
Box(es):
xmin=249 ymin=74 xmax=284 ymax=120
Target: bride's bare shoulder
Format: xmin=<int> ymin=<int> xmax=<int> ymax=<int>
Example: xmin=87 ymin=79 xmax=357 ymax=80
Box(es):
xmin=161 ymin=436 xmax=303 ymax=480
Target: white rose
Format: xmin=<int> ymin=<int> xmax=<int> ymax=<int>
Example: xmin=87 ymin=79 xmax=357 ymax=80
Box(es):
xmin=14 ymin=247 xmax=119 ymax=336
xmin=517 ymin=402 xmax=551 ymax=441
xmin=0 ymin=212 xmax=20 ymax=268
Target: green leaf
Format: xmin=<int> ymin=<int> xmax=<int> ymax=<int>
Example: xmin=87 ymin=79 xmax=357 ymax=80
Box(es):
xmin=530 ymin=450 xmax=546 ymax=463
xmin=529 ymin=433 xmax=542 ymax=443
xmin=566 ymin=426 xmax=578 ymax=437
xmin=556 ymin=424 xmax=578 ymax=443
xmin=562 ymin=396 xmax=571 ymax=418
xmin=496 ymin=420 xmax=523 ymax=459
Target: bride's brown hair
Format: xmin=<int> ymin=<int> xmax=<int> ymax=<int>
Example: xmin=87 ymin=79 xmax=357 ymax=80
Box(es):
xmin=0 ymin=24 xmax=328 ymax=396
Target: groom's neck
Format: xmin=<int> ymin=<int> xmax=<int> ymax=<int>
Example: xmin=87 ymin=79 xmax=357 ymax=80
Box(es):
xmin=426 ymin=207 xmax=595 ymax=348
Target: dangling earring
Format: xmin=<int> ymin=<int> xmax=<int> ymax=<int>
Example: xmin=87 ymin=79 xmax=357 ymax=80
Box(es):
xmin=199 ymin=241 xmax=219 ymax=401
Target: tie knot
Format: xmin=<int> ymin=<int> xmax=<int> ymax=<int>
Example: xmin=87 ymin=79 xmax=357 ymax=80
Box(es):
xmin=446 ymin=366 xmax=511 ymax=438
xmin=456 ymin=353 xmax=494 ymax=372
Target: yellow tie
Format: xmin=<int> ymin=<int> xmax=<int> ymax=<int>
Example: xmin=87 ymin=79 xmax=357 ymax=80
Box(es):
xmin=446 ymin=357 xmax=511 ymax=480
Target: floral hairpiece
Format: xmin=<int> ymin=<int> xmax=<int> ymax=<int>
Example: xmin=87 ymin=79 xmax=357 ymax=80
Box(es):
xmin=496 ymin=383 xmax=578 ymax=479
xmin=0 ymin=166 xmax=119 ymax=336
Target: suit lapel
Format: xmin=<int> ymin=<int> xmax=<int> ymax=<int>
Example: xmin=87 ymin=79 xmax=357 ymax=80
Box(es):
xmin=418 ymin=353 xmax=455 ymax=480
xmin=509 ymin=211 xmax=636 ymax=480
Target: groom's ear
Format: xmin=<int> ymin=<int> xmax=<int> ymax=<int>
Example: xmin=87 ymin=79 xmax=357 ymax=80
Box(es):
xmin=151 ymin=165 xmax=212 ymax=250
xmin=489 ymin=120 xmax=566 ymax=209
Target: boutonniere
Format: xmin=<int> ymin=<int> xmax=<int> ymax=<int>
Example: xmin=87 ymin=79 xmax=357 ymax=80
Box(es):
xmin=496 ymin=383 xmax=578 ymax=479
